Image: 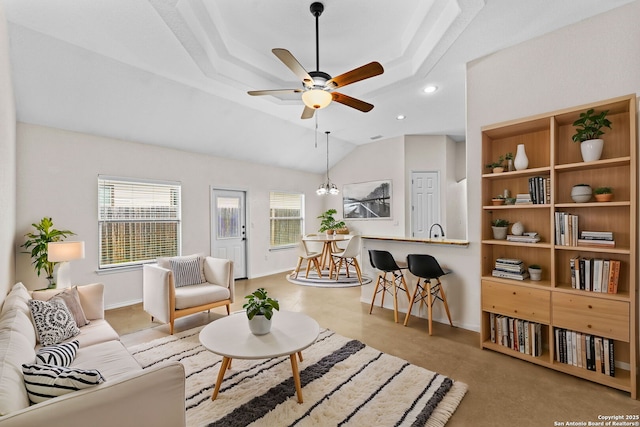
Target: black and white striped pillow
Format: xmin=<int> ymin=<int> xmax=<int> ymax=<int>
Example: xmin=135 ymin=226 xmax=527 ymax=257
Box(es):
xmin=170 ymin=257 xmax=204 ymax=287
xmin=22 ymin=363 xmax=105 ymax=404
xmin=36 ymin=340 xmax=79 ymax=367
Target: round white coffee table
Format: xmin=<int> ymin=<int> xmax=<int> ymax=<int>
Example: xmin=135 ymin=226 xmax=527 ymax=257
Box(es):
xmin=199 ymin=310 xmax=319 ymax=403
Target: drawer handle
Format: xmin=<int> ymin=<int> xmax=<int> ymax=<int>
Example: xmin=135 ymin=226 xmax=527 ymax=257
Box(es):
xmin=512 ymin=292 xmax=516 ymax=295
xmin=588 ymin=305 xmax=593 ymax=309
xmin=587 ymin=324 xmax=592 ymax=329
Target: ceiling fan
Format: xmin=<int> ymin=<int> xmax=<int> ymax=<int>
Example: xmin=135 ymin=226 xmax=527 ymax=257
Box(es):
xmin=248 ymin=2 xmax=384 ymax=119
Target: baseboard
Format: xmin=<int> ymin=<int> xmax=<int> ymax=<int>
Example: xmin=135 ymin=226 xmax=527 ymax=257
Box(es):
xmin=105 ymin=298 xmax=142 ymax=310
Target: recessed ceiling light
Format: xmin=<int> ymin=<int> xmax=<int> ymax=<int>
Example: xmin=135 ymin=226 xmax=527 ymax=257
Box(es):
xmin=396 ymin=115 xmax=406 ymax=120
xmin=423 ymin=85 xmax=438 ymax=94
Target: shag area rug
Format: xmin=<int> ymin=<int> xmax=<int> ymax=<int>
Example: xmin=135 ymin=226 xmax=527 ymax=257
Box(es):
xmin=286 ymin=271 xmax=372 ymax=288
xmin=127 ymin=326 xmax=467 ymax=427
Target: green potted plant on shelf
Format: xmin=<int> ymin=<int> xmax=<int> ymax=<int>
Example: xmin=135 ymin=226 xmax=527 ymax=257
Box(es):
xmin=317 ymin=209 xmax=346 ymax=235
xmin=491 ymin=195 xmax=505 ymax=206
xmin=485 ymin=155 xmax=505 ymax=173
xmin=572 ymin=108 xmax=612 ymax=162
xmin=491 ymin=219 xmax=509 ymax=240
xmin=21 ymin=217 xmax=75 ymax=289
xmin=505 ymin=152 xmax=515 ymax=171
xmin=528 ymin=264 xmax=542 ymax=281
xmin=593 ymin=186 xmax=613 ymax=202
xmin=243 ymin=288 xmax=280 ymax=335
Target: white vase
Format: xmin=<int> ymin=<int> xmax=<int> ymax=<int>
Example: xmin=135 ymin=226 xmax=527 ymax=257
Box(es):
xmin=514 ymin=144 xmax=528 ymax=170
xmin=248 ymin=315 xmax=272 ymax=335
xmin=580 ymin=139 xmax=604 ymax=162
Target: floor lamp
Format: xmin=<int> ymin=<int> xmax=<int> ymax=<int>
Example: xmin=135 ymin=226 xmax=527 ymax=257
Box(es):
xmin=48 ymin=241 xmax=85 ymax=289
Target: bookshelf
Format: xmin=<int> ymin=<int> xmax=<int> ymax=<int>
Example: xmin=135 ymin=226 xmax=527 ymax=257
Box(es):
xmin=480 ymin=94 xmax=637 ymax=398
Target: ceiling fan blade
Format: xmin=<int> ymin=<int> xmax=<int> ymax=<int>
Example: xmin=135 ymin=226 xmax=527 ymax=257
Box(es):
xmin=331 ymin=92 xmax=374 ymax=112
xmin=326 ymin=62 xmax=384 ymax=89
xmin=301 ymin=106 xmax=315 ymax=120
xmin=248 ymin=89 xmax=302 ymax=96
xmin=272 ymin=48 xmax=314 ymax=86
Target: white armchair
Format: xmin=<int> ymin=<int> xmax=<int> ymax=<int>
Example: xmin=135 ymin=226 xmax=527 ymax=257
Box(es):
xmin=143 ymin=255 xmax=234 ymax=334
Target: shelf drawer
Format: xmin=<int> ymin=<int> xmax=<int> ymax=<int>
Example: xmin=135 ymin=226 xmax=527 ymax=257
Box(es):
xmin=481 ymin=280 xmax=550 ymax=323
xmin=552 ymin=293 xmax=629 ymax=342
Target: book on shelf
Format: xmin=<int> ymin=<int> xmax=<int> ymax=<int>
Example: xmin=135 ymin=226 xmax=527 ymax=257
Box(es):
xmin=577 ymin=239 xmax=615 ymax=247
xmin=555 ymin=212 xmax=578 ymax=246
xmin=581 ymin=231 xmax=614 ymax=240
xmin=570 ymin=257 xmax=620 ymax=293
xmin=554 ymin=329 xmax=614 ymax=376
xmin=489 ymin=314 xmax=543 ymax=357
xmin=492 ymin=269 xmax=529 ymax=280
xmin=496 ymin=258 xmax=524 ymax=265
xmin=528 ymin=176 xmax=549 ymax=205
xmin=507 ymin=234 xmax=541 ymax=243
xmin=515 ymin=194 xmax=532 ymax=205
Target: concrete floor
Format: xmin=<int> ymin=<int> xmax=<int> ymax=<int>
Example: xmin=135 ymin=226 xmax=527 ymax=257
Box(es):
xmin=108 ymin=274 xmax=640 ymax=427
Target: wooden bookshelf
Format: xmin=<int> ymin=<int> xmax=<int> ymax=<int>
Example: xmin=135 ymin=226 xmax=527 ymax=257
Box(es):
xmin=480 ymin=94 xmax=637 ymax=398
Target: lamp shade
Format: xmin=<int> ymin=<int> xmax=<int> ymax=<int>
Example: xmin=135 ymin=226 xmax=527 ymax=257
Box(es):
xmin=302 ymin=89 xmax=332 ymax=110
xmin=48 ymin=241 xmax=85 ymax=262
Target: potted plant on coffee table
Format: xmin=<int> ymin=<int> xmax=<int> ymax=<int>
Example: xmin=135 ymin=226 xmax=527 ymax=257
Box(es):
xmin=572 ymin=108 xmax=612 ymax=162
xmin=317 ymin=209 xmax=346 ymax=235
xmin=21 ymin=217 xmax=75 ymax=289
xmin=243 ymin=288 xmax=280 ymax=335
xmin=491 ymin=219 xmax=509 ymax=240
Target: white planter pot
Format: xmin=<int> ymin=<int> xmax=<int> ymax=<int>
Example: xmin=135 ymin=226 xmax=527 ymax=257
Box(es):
xmin=492 ymin=226 xmax=508 ymax=240
xmin=248 ymin=315 xmax=272 ymax=335
xmin=580 ymin=139 xmax=604 ymax=162
xmin=528 ymin=268 xmax=542 ymax=281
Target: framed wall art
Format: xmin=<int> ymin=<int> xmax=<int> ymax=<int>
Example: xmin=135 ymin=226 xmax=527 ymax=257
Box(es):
xmin=342 ymin=179 xmax=392 ymax=219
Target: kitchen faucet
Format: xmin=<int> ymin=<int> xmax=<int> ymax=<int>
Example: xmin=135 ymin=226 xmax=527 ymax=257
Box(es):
xmin=429 ymin=223 xmax=445 ymax=239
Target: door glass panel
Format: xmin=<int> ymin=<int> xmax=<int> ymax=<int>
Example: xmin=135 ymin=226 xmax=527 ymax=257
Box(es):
xmin=217 ymin=197 xmax=240 ymax=239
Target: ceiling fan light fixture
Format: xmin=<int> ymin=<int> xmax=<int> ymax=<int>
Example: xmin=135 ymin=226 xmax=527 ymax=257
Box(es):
xmin=302 ymin=89 xmax=332 ymax=110
xmin=318 ymin=131 xmax=339 ymax=196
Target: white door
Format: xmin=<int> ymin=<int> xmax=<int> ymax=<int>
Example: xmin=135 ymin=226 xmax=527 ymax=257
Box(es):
xmin=411 ymin=172 xmax=441 ymax=239
xmin=211 ymin=189 xmax=247 ymax=279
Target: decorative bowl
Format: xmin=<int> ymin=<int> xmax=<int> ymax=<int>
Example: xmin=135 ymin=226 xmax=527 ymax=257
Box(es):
xmin=570 ymin=184 xmax=592 ymax=203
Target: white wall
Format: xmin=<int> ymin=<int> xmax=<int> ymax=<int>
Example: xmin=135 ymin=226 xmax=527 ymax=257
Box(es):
xmin=466 ymin=1 xmax=640 ymax=331
xmin=0 ymin=2 xmax=16 ymax=303
xmin=15 ymin=123 xmax=323 ymax=308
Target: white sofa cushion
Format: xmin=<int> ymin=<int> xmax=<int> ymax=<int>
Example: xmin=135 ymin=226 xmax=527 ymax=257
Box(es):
xmin=31 ymin=283 xmax=104 ymax=321
xmin=0 ymin=330 xmax=36 ymax=415
xmin=22 ymin=364 xmax=105 ymax=404
xmin=0 ymin=309 xmax=37 ymax=349
xmin=28 ymin=299 xmax=80 ymax=346
xmin=49 ymin=287 xmax=89 ymax=326
xmin=72 ymin=340 xmax=142 ymax=380
xmin=174 ymin=283 xmax=230 ymax=310
xmin=1 ymin=283 xmax=31 ymax=317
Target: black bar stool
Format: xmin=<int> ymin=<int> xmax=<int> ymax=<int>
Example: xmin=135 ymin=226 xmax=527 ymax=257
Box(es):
xmin=368 ymin=250 xmax=411 ymax=323
xmin=405 ymin=254 xmax=453 ymax=335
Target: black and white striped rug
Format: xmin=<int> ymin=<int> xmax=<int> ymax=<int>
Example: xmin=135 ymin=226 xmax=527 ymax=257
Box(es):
xmin=286 ymin=271 xmax=372 ymax=288
xmin=127 ymin=327 xmax=467 ymax=427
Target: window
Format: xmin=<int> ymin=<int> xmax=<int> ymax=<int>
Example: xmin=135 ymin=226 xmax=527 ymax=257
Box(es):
xmin=269 ymin=192 xmax=304 ymax=248
xmin=98 ymin=176 xmax=181 ymax=269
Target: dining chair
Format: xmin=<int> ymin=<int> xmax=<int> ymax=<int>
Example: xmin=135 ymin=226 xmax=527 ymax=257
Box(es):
xmin=405 ymin=254 xmax=453 ymax=335
xmin=329 ymin=235 xmax=363 ymax=284
xmin=368 ymin=249 xmax=411 ymax=323
xmin=292 ymin=239 xmax=323 ymax=279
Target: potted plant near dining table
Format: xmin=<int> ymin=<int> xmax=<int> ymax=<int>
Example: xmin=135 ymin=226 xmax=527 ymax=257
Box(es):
xmin=317 ymin=209 xmax=346 ymax=235
xmin=243 ymin=288 xmax=280 ymax=335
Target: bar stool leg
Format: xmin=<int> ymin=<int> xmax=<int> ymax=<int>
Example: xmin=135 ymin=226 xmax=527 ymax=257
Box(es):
xmin=369 ymin=274 xmax=383 ymax=314
xmin=427 ymin=280 xmax=434 ymax=336
xmin=403 ymin=278 xmax=421 ymax=326
xmin=380 ymin=273 xmax=388 ymax=308
xmin=436 ymin=279 xmax=453 ymax=326
xmin=392 ymin=273 xmax=399 ymax=323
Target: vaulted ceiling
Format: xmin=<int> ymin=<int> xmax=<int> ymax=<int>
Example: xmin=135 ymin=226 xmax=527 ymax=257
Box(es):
xmin=4 ymin=0 xmax=633 ymax=173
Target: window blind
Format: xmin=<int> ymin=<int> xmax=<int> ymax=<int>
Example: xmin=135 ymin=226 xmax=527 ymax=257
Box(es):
xmin=269 ymin=191 xmax=304 ymax=248
xmin=98 ymin=176 xmax=181 ymax=269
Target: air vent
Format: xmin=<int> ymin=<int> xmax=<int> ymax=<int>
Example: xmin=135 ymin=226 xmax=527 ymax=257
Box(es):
xmin=370 ymin=135 xmax=383 ymax=140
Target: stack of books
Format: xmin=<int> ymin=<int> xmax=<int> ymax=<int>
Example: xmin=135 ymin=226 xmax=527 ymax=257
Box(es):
xmin=507 ymin=232 xmax=541 ymax=243
xmin=555 ymin=329 xmax=615 ymax=377
xmin=489 ymin=313 xmax=543 ymax=357
xmin=555 ymin=212 xmax=579 ymax=246
xmin=577 ymin=231 xmax=615 ymax=247
xmin=569 ymin=257 xmax=621 ymax=293
xmin=528 ymin=176 xmax=550 ymax=204
xmin=492 ymin=258 xmax=529 ymax=280
xmin=515 ymin=193 xmax=532 ymax=205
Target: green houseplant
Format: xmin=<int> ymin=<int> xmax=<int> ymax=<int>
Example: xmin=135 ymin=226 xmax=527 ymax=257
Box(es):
xmin=485 ymin=155 xmax=505 ymax=173
xmin=317 ymin=209 xmax=346 ymax=234
xmin=21 ymin=217 xmax=75 ymax=289
xmin=491 ymin=219 xmax=509 ymax=240
xmin=243 ymin=288 xmax=280 ymax=335
xmin=572 ymin=109 xmax=612 ymax=162
xmin=594 ymin=186 xmax=613 ymax=202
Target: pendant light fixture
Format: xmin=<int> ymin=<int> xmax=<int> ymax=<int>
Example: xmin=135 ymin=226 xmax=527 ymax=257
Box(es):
xmin=317 ymin=131 xmax=339 ymax=195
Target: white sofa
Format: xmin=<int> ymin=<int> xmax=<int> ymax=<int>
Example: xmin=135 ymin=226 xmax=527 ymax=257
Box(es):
xmin=143 ymin=255 xmax=234 ymax=334
xmin=0 ymin=282 xmax=186 ymax=427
